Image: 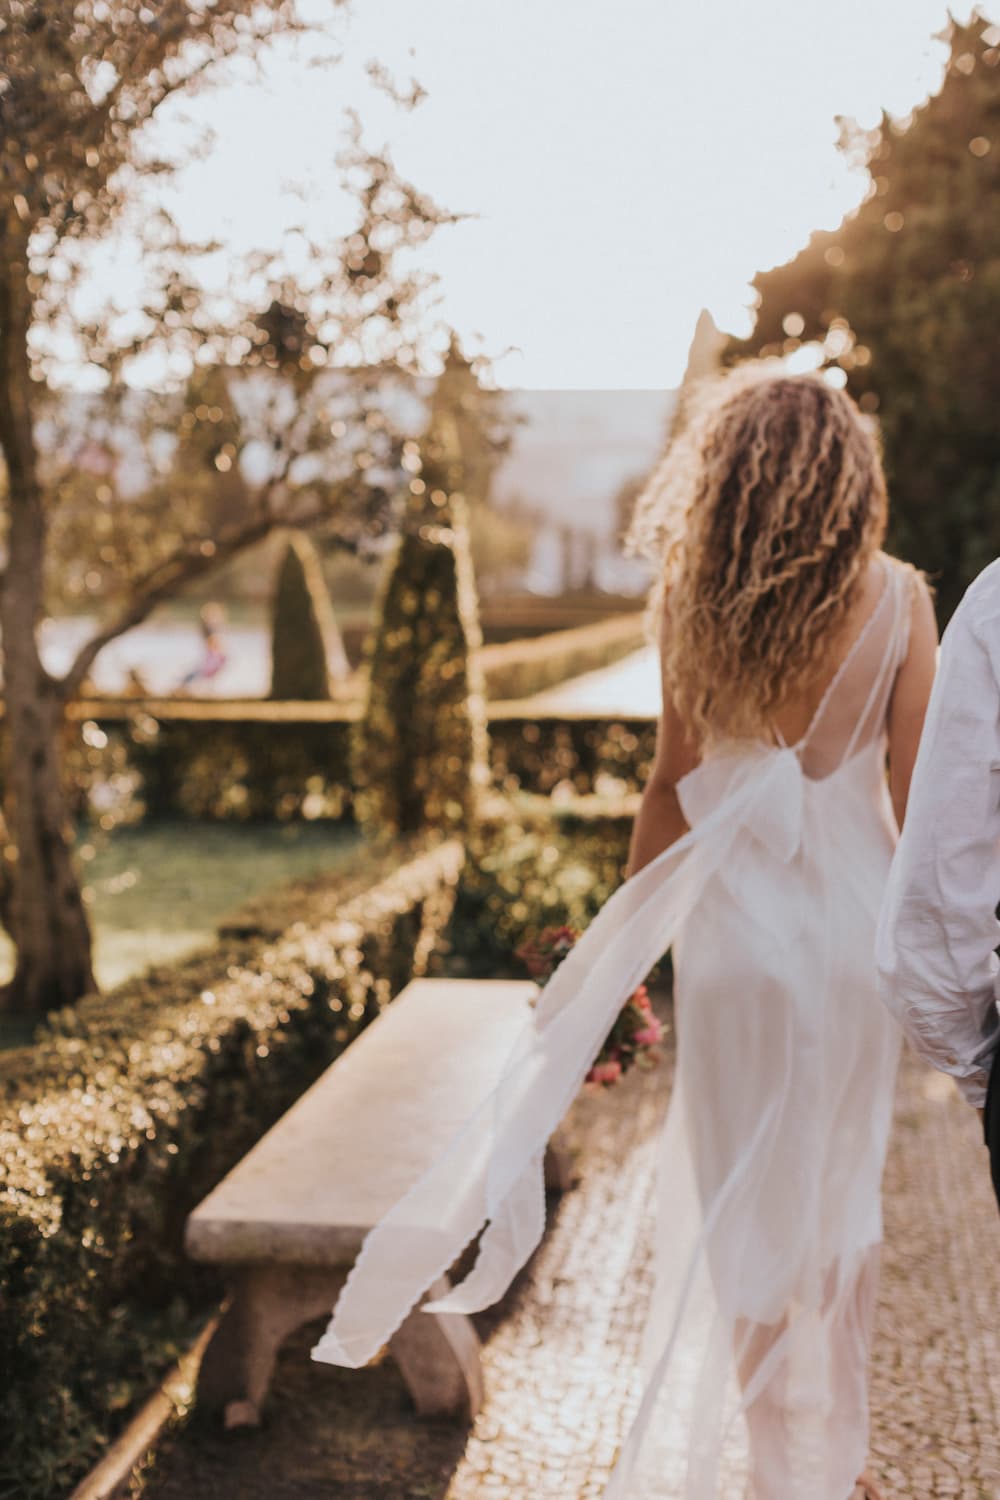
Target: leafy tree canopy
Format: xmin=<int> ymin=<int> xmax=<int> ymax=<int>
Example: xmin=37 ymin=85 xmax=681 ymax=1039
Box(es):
xmin=732 ymin=11 xmax=1000 ymax=619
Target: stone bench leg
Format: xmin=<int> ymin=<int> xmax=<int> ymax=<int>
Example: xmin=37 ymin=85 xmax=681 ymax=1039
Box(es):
xmin=196 ymin=1265 xmax=482 ymax=1428
xmin=388 ymin=1275 xmax=483 ymax=1419
xmin=544 ymin=1126 xmax=576 ymax=1193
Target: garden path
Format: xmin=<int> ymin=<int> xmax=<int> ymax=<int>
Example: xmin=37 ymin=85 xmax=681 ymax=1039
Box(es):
xmin=138 ymin=1015 xmax=1000 ymax=1500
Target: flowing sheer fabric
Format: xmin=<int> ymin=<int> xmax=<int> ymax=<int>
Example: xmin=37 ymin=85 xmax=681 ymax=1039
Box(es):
xmin=314 ymin=557 xmax=913 ymax=1500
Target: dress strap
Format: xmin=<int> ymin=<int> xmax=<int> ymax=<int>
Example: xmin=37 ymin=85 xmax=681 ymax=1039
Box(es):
xmin=839 ymin=558 xmax=913 ymax=765
xmin=796 ymin=556 xmax=893 ymax=753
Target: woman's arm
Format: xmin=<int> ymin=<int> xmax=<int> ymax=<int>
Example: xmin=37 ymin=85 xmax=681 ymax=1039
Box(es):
xmin=886 ymin=572 xmax=938 ymax=829
xmin=625 ymin=616 xmax=701 ymax=879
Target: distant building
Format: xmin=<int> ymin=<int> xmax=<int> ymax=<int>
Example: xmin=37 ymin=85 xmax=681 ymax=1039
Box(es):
xmin=492 ymin=388 xmax=675 ymax=595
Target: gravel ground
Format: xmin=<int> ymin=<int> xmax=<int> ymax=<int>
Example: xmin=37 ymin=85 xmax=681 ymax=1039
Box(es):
xmin=136 ymin=1013 xmax=1000 ymax=1500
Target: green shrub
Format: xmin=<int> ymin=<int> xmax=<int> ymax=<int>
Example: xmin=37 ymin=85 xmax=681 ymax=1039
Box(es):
xmin=77 ymin=702 xmax=359 ymax=823
xmin=0 ymin=837 xmax=462 ymax=1500
xmin=269 ymin=530 xmax=349 ymax=700
xmin=442 ymin=794 xmax=634 ymax=979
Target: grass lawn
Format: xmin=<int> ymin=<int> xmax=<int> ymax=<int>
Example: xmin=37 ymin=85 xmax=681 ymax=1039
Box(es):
xmin=0 ymin=821 xmax=362 ymax=1046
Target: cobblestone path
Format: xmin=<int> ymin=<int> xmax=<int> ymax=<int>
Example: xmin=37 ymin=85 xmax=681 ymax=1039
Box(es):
xmin=140 ymin=1025 xmax=1000 ymax=1500
xmin=871 ymin=1057 xmax=1000 ymax=1499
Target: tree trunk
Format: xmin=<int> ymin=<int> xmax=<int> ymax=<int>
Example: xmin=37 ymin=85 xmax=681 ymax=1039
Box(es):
xmin=0 ymin=232 xmax=96 ymax=1013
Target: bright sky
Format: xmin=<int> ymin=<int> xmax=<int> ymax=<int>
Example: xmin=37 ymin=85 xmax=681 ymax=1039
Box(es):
xmin=148 ymin=0 xmax=983 ymax=389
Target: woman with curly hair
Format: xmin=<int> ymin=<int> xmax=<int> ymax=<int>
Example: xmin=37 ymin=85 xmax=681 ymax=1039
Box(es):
xmin=619 ymin=367 xmax=937 ymax=1498
xmin=316 ymin=368 xmax=938 ymax=1500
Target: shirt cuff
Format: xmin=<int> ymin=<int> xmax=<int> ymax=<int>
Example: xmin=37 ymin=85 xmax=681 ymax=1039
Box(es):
xmin=893 ymin=1000 xmax=998 ymax=1106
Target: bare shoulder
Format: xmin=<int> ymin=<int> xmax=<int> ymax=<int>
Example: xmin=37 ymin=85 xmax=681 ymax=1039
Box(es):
xmin=875 ymin=551 xmax=935 ymax=624
xmin=875 ymin=548 xmax=925 ymax=590
xmin=834 ymin=550 xmax=900 ymax=639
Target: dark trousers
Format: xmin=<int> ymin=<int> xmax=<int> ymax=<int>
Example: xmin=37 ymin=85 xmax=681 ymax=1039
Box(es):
xmin=983 ymin=1044 xmax=1000 ymax=1210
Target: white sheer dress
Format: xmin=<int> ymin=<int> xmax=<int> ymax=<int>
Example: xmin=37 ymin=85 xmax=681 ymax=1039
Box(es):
xmin=314 ymin=555 xmax=914 ymax=1500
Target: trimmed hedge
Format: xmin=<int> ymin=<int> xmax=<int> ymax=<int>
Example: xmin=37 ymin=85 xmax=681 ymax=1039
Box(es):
xmin=59 ymin=703 xmax=657 ymax=825
xmin=66 ymin=700 xmax=359 ymax=824
xmin=0 ymin=836 xmax=463 ymax=1500
xmin=489 ymin=710 xmax=657 ymax=799
xmin=269 ymin=530 xmax=347 ymax=699
xmin=479 ymin=612 xmax=647 ymax=703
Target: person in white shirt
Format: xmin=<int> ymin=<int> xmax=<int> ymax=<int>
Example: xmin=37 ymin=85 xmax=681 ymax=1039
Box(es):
xmin=877 ymin=559 xmax=1000 ymax=1196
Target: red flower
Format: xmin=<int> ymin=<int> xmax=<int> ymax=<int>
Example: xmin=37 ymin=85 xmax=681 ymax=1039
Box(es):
xmin=516 ymin=926 xmax=664 ymax=1090
xmin=586 ymin=1059 xmax=623 ymax=1086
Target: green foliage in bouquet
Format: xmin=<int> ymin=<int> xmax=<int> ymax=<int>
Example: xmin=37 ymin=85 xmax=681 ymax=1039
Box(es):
xmin=516 ymin=919 xmax=666 ymax=1087
xmin=269 ymin=530 xmax=349 ymax=700
xmin=0 ymin=838 xmax=462 ymax=1500
xmin=353 ymin=413 xmax=489 ymax=841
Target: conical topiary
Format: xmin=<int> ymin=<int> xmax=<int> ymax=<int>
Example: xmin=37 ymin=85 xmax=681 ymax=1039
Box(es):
xmin=269 ymin=530 xmax=349 ymax=700
xmin=353 ymin=483 xmax=488 ymax=840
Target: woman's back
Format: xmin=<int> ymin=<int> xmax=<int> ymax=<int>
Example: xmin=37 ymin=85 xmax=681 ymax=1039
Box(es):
xmin=640 ymin=552 xmax=930 ymax=890
xmin=771 ymin=550 xmax=897 ymax=754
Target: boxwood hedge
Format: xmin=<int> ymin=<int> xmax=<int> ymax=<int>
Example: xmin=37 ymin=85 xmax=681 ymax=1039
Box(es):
xmin=58 ymin=703 xmax=657 ymax=828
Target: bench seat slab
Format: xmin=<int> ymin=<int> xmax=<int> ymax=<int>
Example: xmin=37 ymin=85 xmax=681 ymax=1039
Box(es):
xmin=186 ymin=979 xmax=543 ymax=1267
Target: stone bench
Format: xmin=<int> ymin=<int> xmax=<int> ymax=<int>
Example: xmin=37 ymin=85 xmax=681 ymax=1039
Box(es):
xmin=186 ymin=977 xmax=574 ymax=1429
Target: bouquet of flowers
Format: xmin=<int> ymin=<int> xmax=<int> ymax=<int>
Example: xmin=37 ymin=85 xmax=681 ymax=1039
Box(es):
xmin=515 ymin=925 xmax=666 ymax=1088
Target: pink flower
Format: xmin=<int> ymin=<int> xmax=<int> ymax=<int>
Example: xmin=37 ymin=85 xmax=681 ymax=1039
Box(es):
xmin=516 ymin=926 xmax=581 ymax=982
xmin=632 ymin=986 xmax=652 ymax=1012
xmin=586 ymin=1058 xmax=623 ymax=1085
xmin=633 ymin=1023 xmax=663 ymax=1047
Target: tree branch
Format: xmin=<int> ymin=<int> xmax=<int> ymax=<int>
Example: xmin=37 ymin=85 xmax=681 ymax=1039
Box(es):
xmin=57 ymin=486 xmax=353 ymax=701
xmin=59 ymin=513 xmax=275 ymax=700
xmin=89 ymin=13 xmax=310 ymax=147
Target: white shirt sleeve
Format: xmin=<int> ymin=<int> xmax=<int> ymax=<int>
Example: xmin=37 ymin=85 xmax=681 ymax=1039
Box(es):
xmin=877 ymin=562 xmax=1000 ymax=1108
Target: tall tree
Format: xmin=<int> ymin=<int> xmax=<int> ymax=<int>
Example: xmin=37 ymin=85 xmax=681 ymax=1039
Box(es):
xmin=0 ymin=3 xmax=451 ymax=1011
xmin=731 ymin=12 xmax=1000 ymax=620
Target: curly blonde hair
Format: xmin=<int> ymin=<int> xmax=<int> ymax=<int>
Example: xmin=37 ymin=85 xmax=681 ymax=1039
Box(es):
xmin=627 ymin=366 xmax=889 ymax=743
